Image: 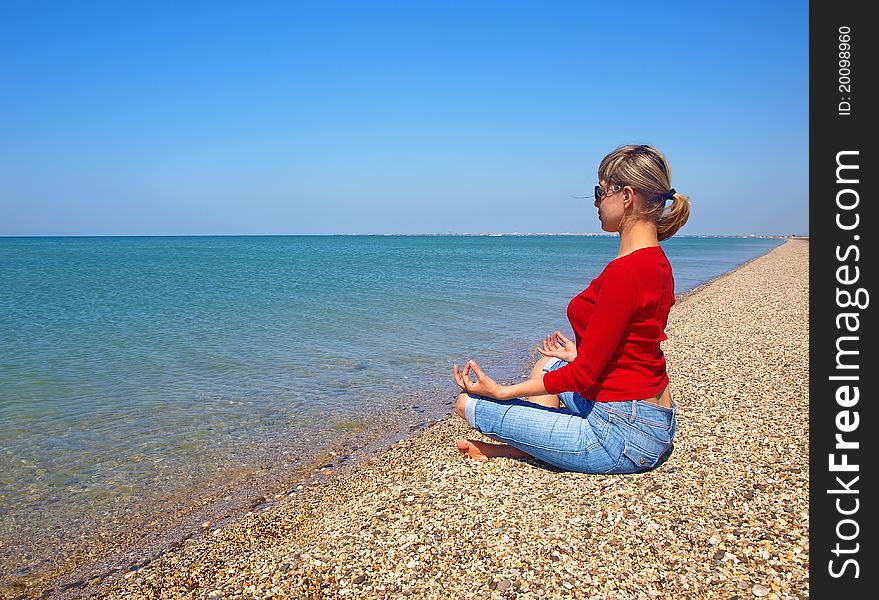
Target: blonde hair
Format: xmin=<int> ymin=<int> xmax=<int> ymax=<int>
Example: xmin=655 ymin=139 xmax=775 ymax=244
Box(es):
xmin=598 ymin=144 xmax=690 ymax=241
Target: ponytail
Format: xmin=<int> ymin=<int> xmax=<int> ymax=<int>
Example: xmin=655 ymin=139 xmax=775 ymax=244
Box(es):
xmin=657 ymin=192 xmax=691 ymax=241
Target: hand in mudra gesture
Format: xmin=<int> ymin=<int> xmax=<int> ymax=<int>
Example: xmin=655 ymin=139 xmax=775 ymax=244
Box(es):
xmin=536 ymin=330 xmax=577 ymax=362
xmin=452 ymin=359 xmax=503 ymax=399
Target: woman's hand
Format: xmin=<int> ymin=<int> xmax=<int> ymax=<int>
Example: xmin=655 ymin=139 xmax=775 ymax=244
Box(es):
xmin=536 ymin=330 xmax=577 ymax=362
xmin=452 ymin=359 xmax=506 ymax=400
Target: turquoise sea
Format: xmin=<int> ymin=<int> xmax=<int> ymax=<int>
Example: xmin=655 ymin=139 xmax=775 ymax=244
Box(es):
xmin=0 ymin=235 xmax=783 ymax=586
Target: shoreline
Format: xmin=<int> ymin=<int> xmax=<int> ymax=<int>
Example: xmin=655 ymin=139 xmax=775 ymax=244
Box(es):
xmin=671 ymin=240 xmax=788 ymax=305
xmin=1 ymin=393 xmax=458 ymax=599
xmin=6 ymin=239 xmax=807 ymax=599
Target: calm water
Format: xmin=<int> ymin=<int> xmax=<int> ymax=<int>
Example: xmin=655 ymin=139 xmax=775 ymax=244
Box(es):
xmin=0 ymin=235 xmax=782 ymax=581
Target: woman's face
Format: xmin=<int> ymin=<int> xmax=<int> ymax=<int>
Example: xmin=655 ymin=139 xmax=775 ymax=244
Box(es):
xmin=595 ymin=179 xmax=626 ymax=233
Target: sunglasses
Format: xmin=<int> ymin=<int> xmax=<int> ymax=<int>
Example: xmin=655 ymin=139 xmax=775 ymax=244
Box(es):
xmin=593 ymin=183 xmax=623 ymax=207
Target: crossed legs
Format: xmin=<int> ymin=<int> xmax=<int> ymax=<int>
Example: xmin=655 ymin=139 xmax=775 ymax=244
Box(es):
xmin=454 ymin=355 xmax=561 ymax=461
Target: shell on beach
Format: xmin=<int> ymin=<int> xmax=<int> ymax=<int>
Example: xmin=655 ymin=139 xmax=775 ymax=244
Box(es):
xmin=54 ymin=240 xmax=809 ymax=600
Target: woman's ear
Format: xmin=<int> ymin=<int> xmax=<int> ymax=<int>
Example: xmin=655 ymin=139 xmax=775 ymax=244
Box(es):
xmin=622 ymin=185 xmax=636 ymax=207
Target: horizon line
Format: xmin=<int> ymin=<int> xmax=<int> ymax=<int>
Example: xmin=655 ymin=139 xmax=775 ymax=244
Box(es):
xmin=0 ymin=232 xmax=803 ymax=239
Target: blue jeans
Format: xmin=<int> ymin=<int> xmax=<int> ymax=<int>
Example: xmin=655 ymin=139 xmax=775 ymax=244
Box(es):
xmin=463 ymin=357 xmax=677 ymax=474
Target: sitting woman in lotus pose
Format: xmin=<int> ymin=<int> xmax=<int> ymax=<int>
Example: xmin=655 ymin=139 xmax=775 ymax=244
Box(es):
xmin=452 ymin=144 xmax=690 ymax=474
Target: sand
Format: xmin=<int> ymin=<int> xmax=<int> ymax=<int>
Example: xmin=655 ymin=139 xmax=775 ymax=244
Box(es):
xmin=46 ymin=239 xmax=809 ymax=600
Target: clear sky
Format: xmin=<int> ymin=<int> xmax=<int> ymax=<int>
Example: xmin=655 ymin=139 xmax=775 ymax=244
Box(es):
xmin=1 ymin=1 xmax=807 ymax=236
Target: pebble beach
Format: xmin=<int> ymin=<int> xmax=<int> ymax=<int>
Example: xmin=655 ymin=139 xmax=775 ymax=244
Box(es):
xmin=32 ymin=239 xmax=809 ymax=599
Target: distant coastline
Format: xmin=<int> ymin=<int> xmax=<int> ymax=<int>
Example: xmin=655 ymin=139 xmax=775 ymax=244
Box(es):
xmin=1 ymin=232 xmax=803 ymax=238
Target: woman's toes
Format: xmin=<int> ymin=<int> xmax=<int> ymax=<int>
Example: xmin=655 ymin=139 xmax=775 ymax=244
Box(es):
xmin=458 ymin=439 xmax=490 ymax=461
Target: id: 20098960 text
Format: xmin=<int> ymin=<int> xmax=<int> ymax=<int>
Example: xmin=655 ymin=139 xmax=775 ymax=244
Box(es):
xmin=837 ymin=26 xmax=853 ymax=116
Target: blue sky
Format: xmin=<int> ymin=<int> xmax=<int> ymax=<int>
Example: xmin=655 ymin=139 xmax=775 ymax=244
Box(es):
xmin=1 ymin=1 xmax=807 ymax=236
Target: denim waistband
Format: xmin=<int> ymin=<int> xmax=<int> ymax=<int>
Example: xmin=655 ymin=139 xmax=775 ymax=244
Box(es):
xmin=597 ymin=397 xmax=675 ymax=415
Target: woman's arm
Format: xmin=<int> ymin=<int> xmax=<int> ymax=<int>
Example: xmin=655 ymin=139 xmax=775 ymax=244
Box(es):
xmin=453 ymin=360 xmax=549 ymax=400
xmin=494 ymin=373 xmax=550 ymax=400
xmin=452 ymin=328 xmax=577 ymax=399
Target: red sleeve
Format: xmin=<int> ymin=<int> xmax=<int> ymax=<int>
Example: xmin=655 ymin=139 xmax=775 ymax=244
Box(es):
xmin=542 ymin=264 xmax=639 ymax=395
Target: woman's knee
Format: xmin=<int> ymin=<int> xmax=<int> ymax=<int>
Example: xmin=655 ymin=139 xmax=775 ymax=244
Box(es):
xmin=530 ymin=355 xmax=553 ymax=378
xmin=455 ymin=392 xmax=470 ymax=419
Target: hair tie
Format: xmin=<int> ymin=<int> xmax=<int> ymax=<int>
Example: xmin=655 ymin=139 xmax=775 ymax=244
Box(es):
xmin=665 ymin=188 xmax=676 ymax=200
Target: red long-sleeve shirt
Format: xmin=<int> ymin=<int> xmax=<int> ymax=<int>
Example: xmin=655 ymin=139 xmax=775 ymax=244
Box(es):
xmin=542 ymin=245 xmax=675 ymax=402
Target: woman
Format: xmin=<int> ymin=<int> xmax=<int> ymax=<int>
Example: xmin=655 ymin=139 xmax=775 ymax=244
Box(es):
xmin=452 ymin=144 xmax=691 ymax=474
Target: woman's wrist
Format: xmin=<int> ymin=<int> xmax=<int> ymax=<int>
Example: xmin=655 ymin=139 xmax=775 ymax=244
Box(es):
xmin=496 ymin=376 xmax=546 ymax=401
xmin=495 ymin=385 xmax=514 ymax=401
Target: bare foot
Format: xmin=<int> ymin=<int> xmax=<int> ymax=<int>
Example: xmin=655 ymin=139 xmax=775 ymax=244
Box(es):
xmin=456 ymin=439 xmax=530 ymax=461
